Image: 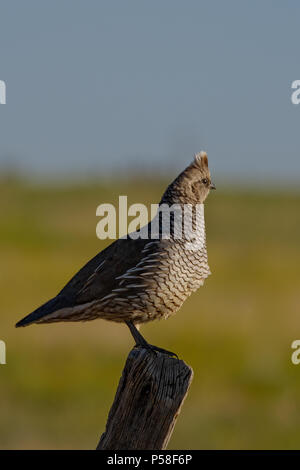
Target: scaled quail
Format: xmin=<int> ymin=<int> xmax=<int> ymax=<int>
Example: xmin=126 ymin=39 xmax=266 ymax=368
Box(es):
xmin=16 ymin=152 xmax=215 ymax=355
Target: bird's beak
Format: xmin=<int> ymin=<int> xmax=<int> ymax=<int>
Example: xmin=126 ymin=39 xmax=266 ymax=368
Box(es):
xmin=209 ymin=182 xmax=216 ymax=190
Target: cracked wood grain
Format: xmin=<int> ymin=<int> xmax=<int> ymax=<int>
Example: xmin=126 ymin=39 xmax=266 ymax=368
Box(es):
xmin=97 ymin=347 xmax=193 ymax=450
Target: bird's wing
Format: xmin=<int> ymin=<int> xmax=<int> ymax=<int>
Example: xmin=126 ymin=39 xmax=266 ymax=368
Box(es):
xmin=16 ymin=237 xmax=149 ymax=327
xmin=59 ymin=237 xmax=149 ymax=305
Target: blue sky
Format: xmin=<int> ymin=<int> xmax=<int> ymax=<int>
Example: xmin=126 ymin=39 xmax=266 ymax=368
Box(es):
xmin=0 ymin=0 xmax=299 ymax=181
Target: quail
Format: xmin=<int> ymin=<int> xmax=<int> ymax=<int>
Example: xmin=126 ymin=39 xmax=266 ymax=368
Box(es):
xmin=16 ymin=152 xmax=215 ymax=355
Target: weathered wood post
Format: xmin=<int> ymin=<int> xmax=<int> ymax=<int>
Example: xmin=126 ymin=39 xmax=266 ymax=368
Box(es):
xmin=97 ymin=347 xmax=193 ymax=450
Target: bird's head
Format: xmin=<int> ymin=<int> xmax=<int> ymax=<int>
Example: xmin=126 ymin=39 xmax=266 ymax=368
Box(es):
xmin=161 ymin=151 xmax=216 ymax=205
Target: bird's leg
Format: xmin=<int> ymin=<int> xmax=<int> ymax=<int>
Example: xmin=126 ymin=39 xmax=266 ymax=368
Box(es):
xmin=126 ymin=321 xmax=148 ymax=347
xmin=125 ymin=321 xmax=178 ymax=358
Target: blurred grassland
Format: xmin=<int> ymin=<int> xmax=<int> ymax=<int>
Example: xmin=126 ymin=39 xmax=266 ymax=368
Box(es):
xmin=1 ymin=177 xmax=300 ymax=449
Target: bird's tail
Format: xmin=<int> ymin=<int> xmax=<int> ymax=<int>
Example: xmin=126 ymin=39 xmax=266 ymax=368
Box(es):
xmin=15 ymin=296 xmax=67 ymax=327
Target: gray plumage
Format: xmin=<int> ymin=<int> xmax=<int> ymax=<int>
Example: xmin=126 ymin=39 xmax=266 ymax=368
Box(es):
xmin=16 ymin=152 xmax=215 ymax=332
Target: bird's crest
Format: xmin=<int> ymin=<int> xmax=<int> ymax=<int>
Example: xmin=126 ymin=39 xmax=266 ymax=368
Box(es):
xmin=193 ymin=151 xmax=208 ymax=170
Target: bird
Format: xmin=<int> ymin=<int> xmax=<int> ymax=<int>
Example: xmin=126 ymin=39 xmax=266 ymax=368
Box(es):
xmin=16 ymin=151 xmax=215 ymax=355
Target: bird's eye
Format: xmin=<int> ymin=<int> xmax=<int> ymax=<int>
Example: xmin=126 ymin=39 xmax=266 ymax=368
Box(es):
xmin=202 ymin=178 xmax=208 ymax=185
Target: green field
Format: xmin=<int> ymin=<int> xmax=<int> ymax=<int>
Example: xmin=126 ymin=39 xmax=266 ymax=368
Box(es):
xmin=1 ymin=177 xmax=300 ymax=449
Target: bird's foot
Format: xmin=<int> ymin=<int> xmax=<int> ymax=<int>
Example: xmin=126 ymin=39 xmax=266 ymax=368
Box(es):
xmin=135 ymin=342 xmax=178 ymax=359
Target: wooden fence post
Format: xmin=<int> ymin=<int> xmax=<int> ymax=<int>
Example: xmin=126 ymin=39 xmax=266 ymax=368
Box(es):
xmin=97 ymin=346 xmax=193 ymax=450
